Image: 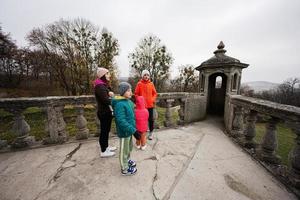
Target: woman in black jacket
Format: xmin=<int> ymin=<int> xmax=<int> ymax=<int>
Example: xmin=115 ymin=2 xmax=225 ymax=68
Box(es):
xmin=94 ymin=67 xmax=116 ymax=157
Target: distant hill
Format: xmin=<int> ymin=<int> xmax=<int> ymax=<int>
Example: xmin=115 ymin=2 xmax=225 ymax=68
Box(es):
xmin=242 ymin=81 xmax=279 ymax=92
xmin=118 ymin=77 xmax=129 ymax=82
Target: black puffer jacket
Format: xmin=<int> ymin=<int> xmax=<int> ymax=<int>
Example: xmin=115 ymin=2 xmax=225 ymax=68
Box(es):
xmin=95 ymin=84 xmax=113 ymax=117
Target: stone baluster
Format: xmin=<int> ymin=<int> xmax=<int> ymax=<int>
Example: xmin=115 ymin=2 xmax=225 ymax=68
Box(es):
xmin=164 ymin=99 xmax=175 ymax=127
xmin=257 ymin=117 xmax=281 ymax=164
xmin=243 ymin=110 xmax=257 ymax=148
xmin=0 ymin=139 xmax=8 ymax=149
xmin=8 ymin=108 xmax=35 ymax=148
xmin=56 ymin=106 xmax=68 ymax=141
xmin=231 ymin=105 xmax=244 ymax=138
xmin=287 ymin=121 xmax=300 ymax=188
xmin=43 ymin=105 xmax=58 ymax=144
xmin=153 ymin=105 xmax=160 ymax=129
xmin=43 ymin=104 xmax=68 ymax=144
xmin=75 ymin=105 xmax=89 ymax=140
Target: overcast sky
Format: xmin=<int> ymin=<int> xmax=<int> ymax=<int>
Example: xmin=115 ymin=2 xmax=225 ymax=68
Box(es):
xmin=1 ymin=0 xmax=299 ymax=83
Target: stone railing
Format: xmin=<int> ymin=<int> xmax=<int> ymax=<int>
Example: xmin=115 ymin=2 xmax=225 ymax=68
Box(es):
xmin=226 ymin=95 xmax=300 ymax=189
xmin=0 ymin=93 xmax=205 ymax=149
xmin=0 ymin=96 xmax=95 ymax=148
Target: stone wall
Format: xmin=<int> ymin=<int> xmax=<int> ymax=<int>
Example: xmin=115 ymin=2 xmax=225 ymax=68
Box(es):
xmin=184 ymin=93 xmax=206 ymax=123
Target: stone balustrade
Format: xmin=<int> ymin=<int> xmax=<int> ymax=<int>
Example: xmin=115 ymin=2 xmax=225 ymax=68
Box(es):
xmin=227 ymin=95 xmax=300 ymax=189
xmin=0 ymin=93 xmax=204 ymax=149
xmin=0 ymin=96 xmax=95 ymax=148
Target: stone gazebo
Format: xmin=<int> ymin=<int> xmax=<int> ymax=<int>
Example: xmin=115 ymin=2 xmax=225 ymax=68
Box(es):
xmin=195 ymin=41 xmax=249 ymax=115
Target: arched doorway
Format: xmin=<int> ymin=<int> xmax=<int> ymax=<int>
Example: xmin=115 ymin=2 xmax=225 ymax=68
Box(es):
xmin=207 ymin=73 xmax=227 ymax=115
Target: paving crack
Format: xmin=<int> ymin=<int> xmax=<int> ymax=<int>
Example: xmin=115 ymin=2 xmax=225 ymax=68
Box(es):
xmin=150 ymin=136 xmax=160 ymax=199
xmin=33 ymin=189 xmax=46 ymax=200
xmin=151 ymin=154 xmax=159 ymax=200
xmin=162 ymin=151 xmax=189 ymax=159
xmin=48 ymin=143 xmax=81 ymax=185
xmin=152 ymin=136 xmax=159 ymax=151
xmin=161 ymin=133 xmax=206 ymax=200
xmin=142 ymin=155 xmax=158 ymax=161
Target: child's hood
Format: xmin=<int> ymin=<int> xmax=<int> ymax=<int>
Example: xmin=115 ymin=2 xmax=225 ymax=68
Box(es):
xmin=112 ymin=95 xmax=127 ymax=107
xmin=135 ymin=96 xmax=146 ymax=109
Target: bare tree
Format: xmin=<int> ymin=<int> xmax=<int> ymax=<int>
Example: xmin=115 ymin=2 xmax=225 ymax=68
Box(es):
xmin=178 ymin=65 xmax=199 ymax=92
xmin=0 ymin=26 xmax=23 ymax=88
xmin=27 ymin=18 xmax=119 ymax=95
xmin=129 ymin=35 xmax=173 ymax=92
xmin=276 ymin=77 xmax=300 ymax=106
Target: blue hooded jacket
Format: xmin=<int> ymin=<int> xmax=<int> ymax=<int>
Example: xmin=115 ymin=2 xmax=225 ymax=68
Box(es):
xmin=112 ymin=96 xmax=136 ymax=138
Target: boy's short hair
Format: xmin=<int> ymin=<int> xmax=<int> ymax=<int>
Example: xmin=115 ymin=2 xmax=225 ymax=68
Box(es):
xmin=119 ymin=82 xmax=131 ymax=96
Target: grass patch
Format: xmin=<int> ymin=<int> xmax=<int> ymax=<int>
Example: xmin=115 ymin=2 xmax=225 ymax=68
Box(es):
xmin=0 ymin=109 xmax=13 ymax=117
xmin=255 ymin=123 xmax=296 ymax=166
xmin=156 ymin=106 xmax=179 ymax=127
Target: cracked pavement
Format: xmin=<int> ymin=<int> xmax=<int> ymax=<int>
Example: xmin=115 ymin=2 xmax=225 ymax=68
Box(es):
xmin=0 ymin=118 xmax=297 ymax=200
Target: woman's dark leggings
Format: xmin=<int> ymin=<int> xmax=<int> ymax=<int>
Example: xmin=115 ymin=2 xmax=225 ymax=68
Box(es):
xmin=148 ymin=108 xmax=154 ymax=132
xmin=98 ymin=113 xmax=113 ymax=152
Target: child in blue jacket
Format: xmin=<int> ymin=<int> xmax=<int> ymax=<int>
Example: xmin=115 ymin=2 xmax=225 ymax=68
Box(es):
xmin=112 ymin=82 xmax=140 ymax=175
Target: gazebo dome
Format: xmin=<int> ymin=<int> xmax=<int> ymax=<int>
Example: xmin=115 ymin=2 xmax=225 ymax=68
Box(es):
xmin=196 ymin=41 xmax=248 ymax=70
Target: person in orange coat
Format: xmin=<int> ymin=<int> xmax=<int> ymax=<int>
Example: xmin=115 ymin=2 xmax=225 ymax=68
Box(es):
xmin=134 ymin=69 xmax=157 ymax=140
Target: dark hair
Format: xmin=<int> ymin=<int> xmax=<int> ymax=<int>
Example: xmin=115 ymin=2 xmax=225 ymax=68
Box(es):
xmin=100 ymin=75 xmax=107 ymax=82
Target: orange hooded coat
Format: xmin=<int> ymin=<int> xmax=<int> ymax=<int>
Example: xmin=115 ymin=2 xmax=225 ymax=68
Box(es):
xmin=134 ymin=79 xmax=157 ymax=108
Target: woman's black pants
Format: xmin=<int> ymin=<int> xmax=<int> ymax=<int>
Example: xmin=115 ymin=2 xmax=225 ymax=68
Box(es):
xmin=98 ymin=113 xmax=113 ymax=152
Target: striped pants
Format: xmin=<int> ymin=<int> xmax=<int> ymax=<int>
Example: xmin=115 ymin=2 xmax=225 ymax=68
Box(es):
xmin=119 ymin=136 xmax=133 ymax=171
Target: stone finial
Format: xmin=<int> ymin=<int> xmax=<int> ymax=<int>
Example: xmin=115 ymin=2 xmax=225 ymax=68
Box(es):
xmin=217 ymin=41 xmax=225 ymax=49
xmin=214 ymin=41 xmax=227 ymax=54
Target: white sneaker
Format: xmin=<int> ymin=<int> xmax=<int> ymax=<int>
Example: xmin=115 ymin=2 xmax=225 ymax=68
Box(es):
xmin=101 ymin=149 xmax=115 ymax=157
xmin=107 ymin=146 xmax=117 ymax=151
xmin=141 ymin=145 xmax=147 ymax=150
xmin=136 ymin=145 xmax=141 ymax=149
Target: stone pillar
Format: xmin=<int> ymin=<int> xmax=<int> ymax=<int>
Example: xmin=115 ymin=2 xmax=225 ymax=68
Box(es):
xmin=75 ymin=105 xmax=89 ymax=140
xmin=257 ymin=117 xmax=281 ymax=164
xmin=287 ymin=121 xmax=300 ymax=188
xmin=9 ymin=108 xmax=35 ymax=148
xmin=164 ymin=99 xmax=175 ymax=127
xmin=243 ymin=110 xmax=257 ymax=148
xmin=177 ymin=98 xmax=186 ymax=125
xmin=231 ymin=105 xmax=244 ymax=138
xmin=204 ymin=74 xmax=209 ymax=95
xmin=227 ymin=72 xmax=232 ymax=94
xmin=43 ymin=105 xmax=68 ymax=144
xmin=237 ymin=75 xmax=242 ymax=94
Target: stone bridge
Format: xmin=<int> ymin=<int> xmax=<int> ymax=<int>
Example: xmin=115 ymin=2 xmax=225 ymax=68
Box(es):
xmin=0 ymin=93 xmax=299 ymax=200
